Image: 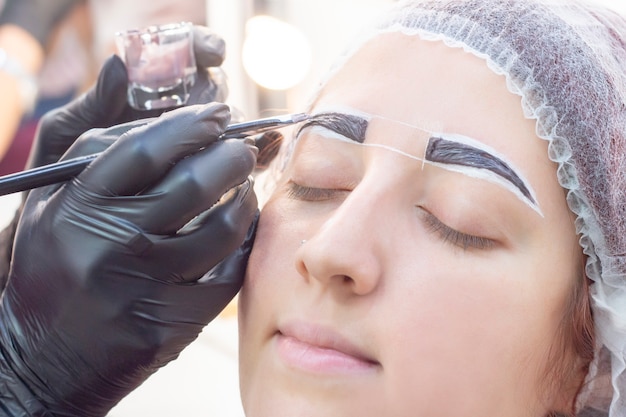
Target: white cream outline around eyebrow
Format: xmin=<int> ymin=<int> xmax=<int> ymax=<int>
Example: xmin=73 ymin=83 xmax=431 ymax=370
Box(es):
xmin=304 ymin=107 xmax=543 ymax=216
xmin=426 ymin=132 xmax=543 ymax=217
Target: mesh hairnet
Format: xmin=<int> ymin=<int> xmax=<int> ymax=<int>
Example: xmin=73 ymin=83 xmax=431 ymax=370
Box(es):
xmin=295 ymin=0 xmax=626 ymax=415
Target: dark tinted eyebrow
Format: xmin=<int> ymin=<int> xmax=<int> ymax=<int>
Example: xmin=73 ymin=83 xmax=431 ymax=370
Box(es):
xmin=296 ymin=112 xmax=369 ymax=143
xmin=425 ymin=136 xmax=536 ymax=204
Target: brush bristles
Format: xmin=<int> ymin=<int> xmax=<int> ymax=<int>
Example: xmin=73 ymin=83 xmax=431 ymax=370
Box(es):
xmin=255 ymin=131 xmax=284 ymax=170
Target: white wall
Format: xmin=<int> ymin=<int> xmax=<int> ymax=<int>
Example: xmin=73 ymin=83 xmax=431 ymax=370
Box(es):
xmin=206 ymin=0 xmax=395 ymax=117
xmin=282 ymin=0 xmax=396 ymax=112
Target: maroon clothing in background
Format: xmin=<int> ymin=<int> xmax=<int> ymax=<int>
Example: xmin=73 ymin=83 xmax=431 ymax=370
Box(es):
xmin=0 ymin=119 xmax=37 ymax=176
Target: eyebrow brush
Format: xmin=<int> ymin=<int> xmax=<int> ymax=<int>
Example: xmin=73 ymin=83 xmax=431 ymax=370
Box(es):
xmin=0 ymin=113 xmax=308 ymax=196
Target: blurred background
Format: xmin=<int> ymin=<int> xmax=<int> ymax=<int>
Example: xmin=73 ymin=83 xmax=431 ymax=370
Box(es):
xmin=0 ymin=0 xmax=624 ymax=415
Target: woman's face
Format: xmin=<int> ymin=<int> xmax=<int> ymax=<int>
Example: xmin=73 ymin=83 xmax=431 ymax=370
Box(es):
xmin=239 ymin=33 xmax=581 ymax=416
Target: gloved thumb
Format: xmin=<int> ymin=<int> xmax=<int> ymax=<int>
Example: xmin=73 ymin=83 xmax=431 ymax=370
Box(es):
xmin=78 ymin=54 xmax=131 ymax=126
xmin=195 ymin=210 xmax=259 ymax=321
xmin=199 ymin=210 xmax=259 ymax=284
xmin=55 ymin=54 xmax=130 ymax=130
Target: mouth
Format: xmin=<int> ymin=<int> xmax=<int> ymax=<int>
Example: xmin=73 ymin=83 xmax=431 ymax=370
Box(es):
xmin=274 ymin=322 xmax=380 ymax=375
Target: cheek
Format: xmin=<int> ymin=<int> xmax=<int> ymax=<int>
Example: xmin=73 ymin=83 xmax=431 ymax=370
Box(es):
xmin=243 ymin=204 xmax=286 ymax=304
xmin=381 ymin=267 xmax=529 ymax=364
xmin=241 ymin=200 xmax=303 ymax=318
xmin=377 ymin=255 xmax=568 ymax=411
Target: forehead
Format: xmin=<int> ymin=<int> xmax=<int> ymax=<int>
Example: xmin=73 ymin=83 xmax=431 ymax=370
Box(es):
xmin=313 ymin=32 xmax=528 ymax=142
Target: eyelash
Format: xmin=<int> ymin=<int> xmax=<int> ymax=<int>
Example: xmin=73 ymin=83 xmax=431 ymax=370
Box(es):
xmin=286 ymin=182 xmax=342 ymax=201
xmin=287 ymin=182 xmax=494 ymax=251
xmin=420 ymin=210 xmax=495 ymax=251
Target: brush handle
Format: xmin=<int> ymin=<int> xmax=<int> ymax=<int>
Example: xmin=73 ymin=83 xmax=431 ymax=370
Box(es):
xmin=0 ymin=154 xmax=98 ymax=195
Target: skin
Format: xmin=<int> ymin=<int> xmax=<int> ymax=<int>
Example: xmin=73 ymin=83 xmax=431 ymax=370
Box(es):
xmin=238 ymin=33 xmax=583 ymax=417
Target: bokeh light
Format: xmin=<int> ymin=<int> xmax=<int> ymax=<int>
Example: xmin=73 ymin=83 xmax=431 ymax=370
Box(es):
xmin=242 ymin=15 xmax=312 ymax=90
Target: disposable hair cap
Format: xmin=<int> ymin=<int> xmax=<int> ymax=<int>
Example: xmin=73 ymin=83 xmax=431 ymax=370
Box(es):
xmin=309 ymin=0 xmax=626 ymax=415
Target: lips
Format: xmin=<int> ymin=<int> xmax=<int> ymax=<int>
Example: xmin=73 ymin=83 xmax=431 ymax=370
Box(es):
xmin=275 ymin=321 xmax=380 ymax=374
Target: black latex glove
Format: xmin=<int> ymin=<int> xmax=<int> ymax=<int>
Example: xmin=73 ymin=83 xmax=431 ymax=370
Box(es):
xmin=0 ymin=0 xmax=81 ymax=47
xmin=27 ymin=25 xmax=228 ymax=169
xmin=0 ymin=103 xmax=258 ymax=416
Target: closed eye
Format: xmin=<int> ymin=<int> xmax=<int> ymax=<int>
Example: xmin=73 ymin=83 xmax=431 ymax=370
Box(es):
xmin=419 ymin=209 xmax=495 ymax=251
xmin=286 ymin=182 xmax=345 ymax=201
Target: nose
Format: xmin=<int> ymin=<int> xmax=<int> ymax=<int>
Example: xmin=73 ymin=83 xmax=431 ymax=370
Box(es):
xmin=294 ymin=182 xmax=390 ymax=296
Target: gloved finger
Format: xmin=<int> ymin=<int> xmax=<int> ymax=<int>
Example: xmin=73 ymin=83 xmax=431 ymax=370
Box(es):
xmin=25 ymin=121 xmax=154 ymax=201
xmin=198 ymin=209 xmax=258 ymax=285
xmin=19 ymin=123 xmax=133 ymax=204
xmin=69 ymin=55 xmax=132 ymax=126
xmin=138 ymin=138 xmax=257 ymax=234
xmin=186 ymin=66 xmax=223 ymax=106
xmin=126 ymin=218 xmax=255 ymax=336
xmin=192 ymin=26 xmax=226 ymax=68
xmin=79 ymin=104 xmax=230 ymax=196
xmin=140 ymin=178 xmax=258 ymax=282
xmin=27 ymin=55 xmax=131 ymax=168
xmin=154 ymin=213 xmax=259 ymax=325
xmin=185 ymin=26 xmax=228 ymax=105
xmin=59 ymin=120 xmax=152 ymax=161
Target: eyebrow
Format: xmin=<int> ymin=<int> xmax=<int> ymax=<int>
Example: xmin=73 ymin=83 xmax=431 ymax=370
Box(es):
xmin=425 ymin=136 xmax=536 ymax=204
xmin=296 ymin=112 xmax=369 ymax=143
